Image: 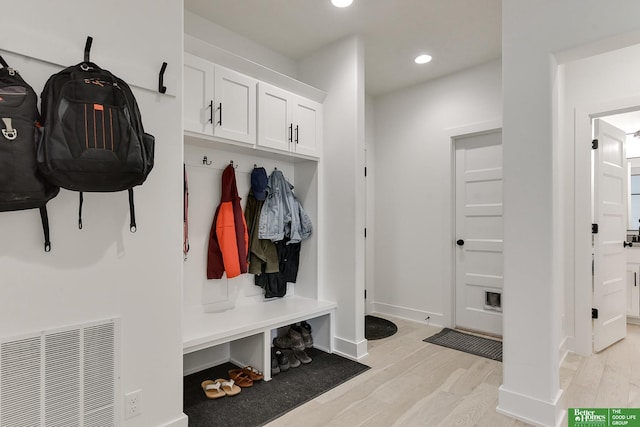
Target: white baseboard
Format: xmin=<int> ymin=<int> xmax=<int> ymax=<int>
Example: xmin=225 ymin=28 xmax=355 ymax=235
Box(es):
xmin=161 ymin=414 xmax=189 ymax=427
xmin=333 ymin=336 xmax=368 ymax=361
xmin=497 ymin=385 xmax=565 ymax=427
xmin=371 ymin=302 xmax=445 ymax=327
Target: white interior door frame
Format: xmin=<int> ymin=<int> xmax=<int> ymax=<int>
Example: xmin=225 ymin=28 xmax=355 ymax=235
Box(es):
xmin=574 ymin=96 xmax=640 ymax=356
xmin=446 ymin=119 xmax=502 ymax=329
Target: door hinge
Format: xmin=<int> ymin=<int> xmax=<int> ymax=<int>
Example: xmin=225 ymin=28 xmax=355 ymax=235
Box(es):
xmin=592 ymin=308 xmax=599 ymax=319
xmin=592 ymin=139 xmax=599 ymax=149
xmin=592 ymin=223 xmax=598 ymax=234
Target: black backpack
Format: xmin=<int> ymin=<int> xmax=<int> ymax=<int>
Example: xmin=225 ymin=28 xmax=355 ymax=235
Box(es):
xmin=0 ymin=55 xmax=59 ymax=251
xmin=38 ymin=54 xmax=154 ymax=232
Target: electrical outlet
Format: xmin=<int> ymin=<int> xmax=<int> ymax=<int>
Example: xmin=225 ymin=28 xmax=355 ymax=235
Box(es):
xmin=124 ymin=390 xmax=142 ymax=419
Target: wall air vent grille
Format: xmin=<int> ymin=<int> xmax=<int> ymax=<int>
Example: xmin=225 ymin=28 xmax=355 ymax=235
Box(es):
xmin=0 ymin=319 xmax=119 ymax=427
xmin=0 ymin=337 xmax=41 ymax=427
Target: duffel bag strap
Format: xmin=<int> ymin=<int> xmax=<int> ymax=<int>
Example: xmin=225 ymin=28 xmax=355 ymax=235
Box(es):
xmin=129 ymin=188 xmax=137 ymax=233
xmin=39 ymin=206 xmax=51 ymax=252
xmin=78 ymin=192 xmax=83 ymax=229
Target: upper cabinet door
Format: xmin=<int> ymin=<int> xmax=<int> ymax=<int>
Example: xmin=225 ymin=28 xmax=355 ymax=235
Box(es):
xmin=213 ymin=66 xmax=257 ymax=145
xmin=184 ymin=53 xmax=214 ymax=135
xmin=258 ymin=83 xmax=293 ymax=152
xmin=293 ymin=97 xmax=322 ymax=158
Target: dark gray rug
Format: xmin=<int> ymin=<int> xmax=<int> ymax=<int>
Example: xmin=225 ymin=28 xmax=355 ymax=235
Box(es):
xmin=365 ymin=315 xmax=398 ymax=340
xmin=183 ymin=348 xmax=369 ymax=426
xmin=423 ymin=328 xmax=502 ymax=362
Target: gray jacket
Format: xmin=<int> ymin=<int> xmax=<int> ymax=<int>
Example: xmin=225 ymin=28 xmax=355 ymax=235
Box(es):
xmin=258 ymin=170 xmax=313 ymax=243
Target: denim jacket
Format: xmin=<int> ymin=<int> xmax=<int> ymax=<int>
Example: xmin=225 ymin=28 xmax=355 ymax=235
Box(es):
xmin=258 ymin=170 xmax=312 ymax=243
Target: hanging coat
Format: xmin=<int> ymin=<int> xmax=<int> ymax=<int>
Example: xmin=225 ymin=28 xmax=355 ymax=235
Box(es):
xmin=207 ymin=164 xmax=249 ymax=279
xmin=258 ymin=170 xmax=312 ymax=243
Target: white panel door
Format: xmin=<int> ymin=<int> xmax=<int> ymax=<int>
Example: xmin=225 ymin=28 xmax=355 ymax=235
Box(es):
xmin=455 ymin=129 xmax=503 ymax=336
xmin=257 ymin=82 xmax=292 ymax=152
xmin=593 ymin=118 xmax=627 ymax=352
xmin=183 ymin=53 xmax=214 ymax=135
xmin=213 ymin=66 xmax=256 ymax=145
xmin=292 ymin=97 xmax=321 ymax=158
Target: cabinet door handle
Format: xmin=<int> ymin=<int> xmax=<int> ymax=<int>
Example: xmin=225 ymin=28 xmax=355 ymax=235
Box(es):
xmin=289 ymin=123 xmax=293 ymax=142
xmin=207 ymin=100 xmax=213 ymax=124
xmin=635 ymin=271 xmax=637 ymax=287
xmin=295 ymin=125 xmax=299 ymax=144
xmin=217 ymin=102 xmax=222 ymax=126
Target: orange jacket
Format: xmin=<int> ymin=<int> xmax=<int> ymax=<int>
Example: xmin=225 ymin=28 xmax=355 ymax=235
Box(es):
xmin=207 ymin=164 xmax=248 ymax=279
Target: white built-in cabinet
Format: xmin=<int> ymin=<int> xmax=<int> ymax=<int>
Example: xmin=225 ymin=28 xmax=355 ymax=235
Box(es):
xmin=258 ymin=82 xmax=322 ymax=157
xmin=627 ymin=249 xmax=640 ymax=317
xmin=184 ymin=52 xmax=257 ymax=145
xmin=182 ymin=49 xmax=332 ymax=380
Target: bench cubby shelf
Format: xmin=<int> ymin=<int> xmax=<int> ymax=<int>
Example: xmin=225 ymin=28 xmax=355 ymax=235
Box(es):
xmin=183 ymin=296 xmax=336 ymax=381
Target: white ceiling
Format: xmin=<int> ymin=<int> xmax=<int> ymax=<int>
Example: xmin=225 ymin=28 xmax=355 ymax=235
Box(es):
xmin=183 ymin=0 xmax=502 ymax=96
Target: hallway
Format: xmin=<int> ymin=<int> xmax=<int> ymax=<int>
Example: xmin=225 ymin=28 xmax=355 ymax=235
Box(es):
xmin=267 ymin=317 xmax=640 ymax=426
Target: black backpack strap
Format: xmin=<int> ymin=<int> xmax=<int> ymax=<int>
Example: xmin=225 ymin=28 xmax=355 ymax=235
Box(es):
xmin=78 ymin=192 xmax=83 ymax=229
xmin=39 ymin=206 xmax=51 ymax=252
xmin=0 ymin=54 xmax=8 ymax=68
xmin=129 ymin=188 xmax=137 ymax=232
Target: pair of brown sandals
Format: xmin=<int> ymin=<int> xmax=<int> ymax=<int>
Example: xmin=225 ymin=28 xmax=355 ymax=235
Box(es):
xmin=201 ymin=366 xmax=264 ymax=399
xmin=228 ymin=365 xmax=264 ymax=388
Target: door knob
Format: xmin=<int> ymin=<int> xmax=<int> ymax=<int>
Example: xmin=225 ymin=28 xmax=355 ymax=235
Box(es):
xmin=624 ymin=241 xmax=634 ymax=248
xmin=456 ymin=239 xmax=465 ymax=246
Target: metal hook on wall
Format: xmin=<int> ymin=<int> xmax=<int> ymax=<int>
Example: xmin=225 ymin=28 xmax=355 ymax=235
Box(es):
xmin=84 ymin=36 xmax=93 ymax=63
xmin=158 ymin=62 xmax=168 ymax=94
xmin=202 ymin=156 xmax=212 ymax=166
xmin=230 ymin=160 xmax=238 ymax=169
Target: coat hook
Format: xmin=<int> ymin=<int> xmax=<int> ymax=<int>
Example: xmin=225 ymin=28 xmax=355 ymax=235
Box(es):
xmin=254 ymin=163 xmax=257 ymax=168
xmin=158 ymin=62 xmax=167 ymax=94
xmin=84 ymin=36 xmax=93 ymax=63
xmin=202 ymin=156 xmax=212 ymax=166
xmin=230 ymin=160 xmax=238 ymax=169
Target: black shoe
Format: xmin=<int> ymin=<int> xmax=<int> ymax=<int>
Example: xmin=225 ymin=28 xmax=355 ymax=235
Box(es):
xmin=272 ymin=348 xmax=290 ymax=372
xmin=293 ymin=348 xmax=312 ymax=364
xmin=271 ymin=350 xmax=280 ymax=376
xmin=283 ymin=349 xmax=301 ymax=368
xmin=292 ymin=324 xmax=313 ymax=348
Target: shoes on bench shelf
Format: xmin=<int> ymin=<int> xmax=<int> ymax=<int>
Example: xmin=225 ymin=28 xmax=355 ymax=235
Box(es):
xmin=273 ymin=328 xmax=305 ymax=350
xmin=291 ymin=324 xmax=313 ymax=349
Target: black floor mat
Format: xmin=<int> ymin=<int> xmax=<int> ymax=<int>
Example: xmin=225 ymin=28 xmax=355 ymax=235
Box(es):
xmin=423 ymin=328 xmax=502 ymax=362
xmin=365 ymin=315 xmax=398 ymax=340
xmin=183 ymin=348 xmax=369 ymax=426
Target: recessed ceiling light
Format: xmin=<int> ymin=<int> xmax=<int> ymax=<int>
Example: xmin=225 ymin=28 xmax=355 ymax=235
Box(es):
xmin=415 ymin=54 xmax=432 ymax=64
xmin=331 ymin=0 xmax=353 ymax=7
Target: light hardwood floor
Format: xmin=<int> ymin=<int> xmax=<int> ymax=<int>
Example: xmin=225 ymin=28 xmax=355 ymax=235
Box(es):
xmin=265 ymin=315 xmax=640 ymax=427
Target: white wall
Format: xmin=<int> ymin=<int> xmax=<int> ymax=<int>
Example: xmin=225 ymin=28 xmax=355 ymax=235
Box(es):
xmin=502 ymin=1 xmax=640 ymax=426
xmin=184 ymin=10 xmax=298 ymax=79
xmin=0 ymin=1 xmax=185 ymax=426
xmin=298 ymin=36 xmax=367 ymax=359
xmin=371 ymin=60 xmax=502 ymax=325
